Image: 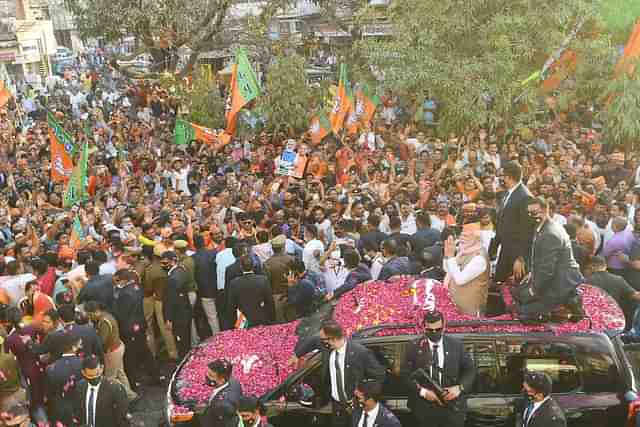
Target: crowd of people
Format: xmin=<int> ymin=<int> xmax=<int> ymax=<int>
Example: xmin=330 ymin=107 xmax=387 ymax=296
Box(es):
xmin=0 ymin=49 xmax=635 ymax=426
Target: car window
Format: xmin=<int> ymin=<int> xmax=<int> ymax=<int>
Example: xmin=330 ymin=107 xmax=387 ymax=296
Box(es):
xmin=497 ymin=340 xmax=581 ymax=394
xmin=464 ymin=341 xmax=500 ymax=394
xmin=367 ymin=342 xmax=409 ymax=397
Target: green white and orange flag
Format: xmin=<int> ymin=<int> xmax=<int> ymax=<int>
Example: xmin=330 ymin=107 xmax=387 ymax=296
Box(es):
xmin=345 ymin=89 xmax=359 ymax=136
xmin=357 ymin=84 xmax=381 ymax=126
xmin=225 ymin=49 xmax=261 ymax=138
xmin=309 ymin=114 xmax=330 ymax=145
xmin=69 ymin=214 xmax=85 ymax=250
xmin=63 ymin=141 xmax=88 ymax=208
xmin=174 ymin=118 xmax=217 ymax=145
xmin=329 ymin=64 xmax=350 ymax=134
xmin=48 ymin=111 xmax=75 ymax=182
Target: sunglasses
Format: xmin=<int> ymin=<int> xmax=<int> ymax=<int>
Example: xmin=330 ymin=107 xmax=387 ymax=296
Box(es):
xmin=424 ymin=327 xmax=443 ymax=333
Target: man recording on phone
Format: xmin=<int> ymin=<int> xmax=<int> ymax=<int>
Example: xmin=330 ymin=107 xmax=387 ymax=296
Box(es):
xmin=402 ymin=310 xmax=475 ymax=427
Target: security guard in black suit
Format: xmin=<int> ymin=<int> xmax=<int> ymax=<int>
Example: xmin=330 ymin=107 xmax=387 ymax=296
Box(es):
xmin=162 ymin=251 xmax=193 ymax=360
xmin=518 ymin=371 xmax=566 ymax=427
xmin=352 ymin=379 xmax=402 ymax=427
xmin=402 ymin=310 xmax=476 ymax=427
xmin=294 ymin=319 xmax=386 ymax=427
xmin=200 ymin=359 xmax=243 ymax=427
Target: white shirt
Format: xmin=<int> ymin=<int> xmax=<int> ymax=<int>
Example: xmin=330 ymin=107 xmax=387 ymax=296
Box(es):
xmin=216 ymin=248 xmax=236 ymax=291
xmin=357 ymin=403 xmax=380 ymax=427
xmin=85 ymin=381 xmax=101 ymax=426
xmin=443 ymin=255 xmax=487 ymax=285
xmin=0 ymin=273 xmax=36 ymax=304
xmin=429 ymin=339 xmax=444 ymax=383
xmin=502 ymin=182 xmax=521 ymax=208
xmin=400 ymin=214 xmax=417 ymax=235
xmin=370 ymin=256 xmax=386 ymax=281
xmin=526 ymin=396 xmax=550 ymax=424
xmin=329 ymin=342 xmax=347 ymax=402
xmin=323 ymin=259 xmax=349 ymax=293
xmin=303 ymin=239 xmax=324 ymax=274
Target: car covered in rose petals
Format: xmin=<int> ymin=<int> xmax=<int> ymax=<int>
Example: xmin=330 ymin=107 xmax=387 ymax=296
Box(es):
xmin=167 ymin=278 xmax=640 ymax=427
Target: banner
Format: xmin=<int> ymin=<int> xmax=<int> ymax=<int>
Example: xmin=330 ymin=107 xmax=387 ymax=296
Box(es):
xmin=48 ymin=111 xmax=75 ymax=182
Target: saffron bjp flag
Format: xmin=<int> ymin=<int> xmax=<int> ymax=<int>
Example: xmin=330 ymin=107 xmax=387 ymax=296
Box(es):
xmin=225 ymin=49 xmax=261 ymax=137
xmin=358 ymin=84 xmax=381 ymax=126
xmin=541 ymin=50 xmax=578 ymax=93
xmin=309 ymin=114 xmax=330 ymax=145
xmin=174 ymin=118 xmax=217 ymax=145
xmin=63 ymin=141 xmax=88 ymax=208
xmin=345 ymin=90 xmax=360 ymax=136
xmin=69 ymin=214 xmax=85 ymax=250
xmin=330 ymin=64 xmax=350 ymax=134
xmin=48 ymin=111 xmax=75 ymax=182
xmin=0 ymin=81 xmax=10 ymax=108
xmin=615 ymin=20 xmax=640 ymax=78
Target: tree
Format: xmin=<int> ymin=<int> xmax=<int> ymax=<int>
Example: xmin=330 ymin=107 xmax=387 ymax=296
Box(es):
xmin=64 ymin=0 xmax=295 ymax=76
xmin=258 ymin=54 xmax=318 ymax=132
xmin=360 ymin=0 xmax=611 ymax=134
xmin=600 ymin=62 xmax=640 ymax=152
xmin=186 ymin=77 xmax=227 ymax=129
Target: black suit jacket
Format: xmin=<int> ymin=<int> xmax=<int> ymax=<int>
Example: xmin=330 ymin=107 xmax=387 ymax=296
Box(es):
xmin=493 ymin=183 xmax=534 ymax=282
xmin=67 ymin=323 xmax=104 ymax=362
xmin=517 ymin=397 xmax=567 ymax=427
xmin=351 ymin=403 xmax=402 ymax=427
xmin=46 ymin=354 xmax=83 ymax=425
xmin=528 ymin=220 xmax=583 ymax=306
xmin=30 ymin=327 xmax=67 ymax=362
xmin=402 ymin=335 xmax=475 ymax=415
xmin=163 ymin=267 xmax=193 ymax=327
xmin=78 ymin=274 xmax=115 ymax=312
xmin=113 ymin=283 xmax=146 ymax=339
xmin=200 ymin=378 xmax=243 ymax=427
xmin=295 ymin=337 xmax=386 ymax=402
xmin=226 ymin=273 xmax=275 ymax=327
xmin=73 ymin=378 xmax=130 ymax=427
xmin=193 ymin=249 xmax=218 ymax=299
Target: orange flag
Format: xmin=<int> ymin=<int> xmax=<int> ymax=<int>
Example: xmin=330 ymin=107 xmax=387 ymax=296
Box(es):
xmin=541 ymin=50 xmax=578 ymax=93
xmin=225 ymin=50 xmax=261 ymax=137
xmin=329 ymin=64 xmax=350 ymax=134
xmin=0 ymin=81 xmax=10 ymax=108
xmin=615 ymin=20 xmax=640 ymax=78
xmin=48 ymin=111 xmax=74 ymax=182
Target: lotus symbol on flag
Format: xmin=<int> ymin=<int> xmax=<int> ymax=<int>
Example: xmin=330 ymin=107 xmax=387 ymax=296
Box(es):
xmin=332 ymin=96 xmax=341 ymax=114
xmin=240 ymin=355 xmax=260 ymax=374
xmin=356 ymin=99 xmax=365 ymax=117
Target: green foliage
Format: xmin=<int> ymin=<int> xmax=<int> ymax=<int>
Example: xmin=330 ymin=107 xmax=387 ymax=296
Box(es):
xmin=259 ymin=54 xmax=317 ymax=132
xmin=186 ymin=77 xmax=226 ymax=129
xmin=360 ymin=0 xmax=610 ymax=134
xmin=601 ymin=0 xmax=640 ymax=43
xmin=600 ymin=67 xmax=640 ymax=149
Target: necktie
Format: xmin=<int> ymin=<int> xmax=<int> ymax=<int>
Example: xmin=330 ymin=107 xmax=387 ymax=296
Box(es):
xmin=88 ymin=387 xmax=96 ymax=427
xmin=334 ymin=351 xmax=347 ymax=403
xmin=431 ymin=344 xmax=440 ymax=386
xmin=363 ymin=411 xmax=369 ymax=427
xmin=523 ymin=402 xmax=534 ymax=427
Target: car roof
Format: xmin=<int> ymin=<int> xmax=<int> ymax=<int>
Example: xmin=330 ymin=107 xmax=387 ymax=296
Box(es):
xmin=335 ymin=278 xmax=624 ymax=339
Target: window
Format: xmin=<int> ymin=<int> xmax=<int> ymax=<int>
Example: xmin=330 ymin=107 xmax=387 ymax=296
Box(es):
xmin=464 ymin=341 xmax=500 ymax=394
xmin=367 ymin=342 xmax=409 ymax=397
xmin=497 ymin=340 xmax=581 ymax=394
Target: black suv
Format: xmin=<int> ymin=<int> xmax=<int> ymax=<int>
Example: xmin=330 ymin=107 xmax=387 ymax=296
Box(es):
xmin=256 ymin=322 xmax=640 ymax=427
